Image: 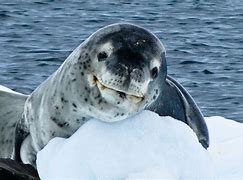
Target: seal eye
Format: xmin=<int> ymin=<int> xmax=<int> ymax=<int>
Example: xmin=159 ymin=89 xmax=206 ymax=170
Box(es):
xmin=97 ymin=51 xmax=108 ymax=61
xmin=151 ymin=67 xmax=158 ymax=79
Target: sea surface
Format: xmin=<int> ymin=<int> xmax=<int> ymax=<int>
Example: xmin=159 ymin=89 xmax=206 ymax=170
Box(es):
xmin=0 ymin=0 xmax=242 ymax=121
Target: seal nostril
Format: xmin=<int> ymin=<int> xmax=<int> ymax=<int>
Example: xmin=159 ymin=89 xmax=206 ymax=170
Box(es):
xmin=151 ymin=67 xmax=158 ymax=79
xmin=97 ymin=51 xmax=108 ymax=61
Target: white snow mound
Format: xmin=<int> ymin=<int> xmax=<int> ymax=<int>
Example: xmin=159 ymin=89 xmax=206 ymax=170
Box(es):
xmin=37 ymin=110 xmax=215 ymax=179
xmin=37 ymin=111 xmax=243 ymax=179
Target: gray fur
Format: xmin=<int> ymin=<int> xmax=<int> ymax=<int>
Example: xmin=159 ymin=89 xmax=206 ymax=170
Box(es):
xmin=0 ymin=23 xmax=209 ymax=166
xmin=0 ymin=87 xmax=28 ymax=158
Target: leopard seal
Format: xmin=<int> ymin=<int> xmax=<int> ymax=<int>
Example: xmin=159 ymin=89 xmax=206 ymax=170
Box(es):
xmin=0 ymin=23 xmax=209 ymax=167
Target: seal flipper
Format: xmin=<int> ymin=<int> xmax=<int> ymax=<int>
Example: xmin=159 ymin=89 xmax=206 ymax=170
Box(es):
xmin=12 ymin=117 xmax=29 ymax=163
xmin=147 ymin=76 xmax=209 ymax=149
xmin=0 ymin=85 xmax=28 ymax=159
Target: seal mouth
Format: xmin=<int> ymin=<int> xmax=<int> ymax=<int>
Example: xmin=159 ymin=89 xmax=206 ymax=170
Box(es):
xmin=88 ymin=74 xmax=144 ymax=104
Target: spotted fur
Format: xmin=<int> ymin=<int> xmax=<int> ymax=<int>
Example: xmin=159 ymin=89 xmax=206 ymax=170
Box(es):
xmin=0 ymin=24 xmax=209 ymax=167
xmin=0 ymin=87 xmax=28 ymax=159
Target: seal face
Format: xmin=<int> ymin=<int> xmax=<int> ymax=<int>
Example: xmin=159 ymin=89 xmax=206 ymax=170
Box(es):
xmin=0 ymin=23 xmax=209 ymax=167
xmin=83 ymin=24 xmax=167 ymax=122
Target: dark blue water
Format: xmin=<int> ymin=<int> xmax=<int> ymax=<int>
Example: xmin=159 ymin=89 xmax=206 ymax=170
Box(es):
xmin=0 ymin=0 xmax=242 ymax=121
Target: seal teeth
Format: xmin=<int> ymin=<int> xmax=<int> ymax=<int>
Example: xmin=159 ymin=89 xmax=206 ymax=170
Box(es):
xmin=127 ymin=94 xmax=143 ymax=104
xmin=87 ymin=74 xmax=97 ymax=87
xmin=97 ymin=80 xmax=106 ymax=90
xmin=95 ymin=75 xmax=143 ymax=103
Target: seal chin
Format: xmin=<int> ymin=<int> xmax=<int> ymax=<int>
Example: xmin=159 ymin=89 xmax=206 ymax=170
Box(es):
xmin=88 ymin=74 xmax=144 ymax=104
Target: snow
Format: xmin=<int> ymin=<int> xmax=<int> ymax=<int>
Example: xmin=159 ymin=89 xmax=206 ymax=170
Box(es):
xmin=0 ymin=85 xmax=15 ymax=93
xmin=36 ymin=110 xmax=243 ymax=180
xmin=0 ymin=85 xmax=23 ymax=95
xmin=207 ymin=116 xmax=243 ymax=179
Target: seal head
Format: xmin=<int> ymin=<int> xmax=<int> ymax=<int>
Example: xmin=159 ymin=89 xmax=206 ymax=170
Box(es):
xmin=83 ymin=24 xmax=166 ymax=122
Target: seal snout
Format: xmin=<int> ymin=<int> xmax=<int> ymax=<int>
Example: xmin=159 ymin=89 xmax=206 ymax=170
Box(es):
xmin=108 ymin=48 xmax=147 ymax=84
xmin=87 ymin=73 xmax=144 ymax=104
xmin=103 ymin=60 xmax=149 ymax=100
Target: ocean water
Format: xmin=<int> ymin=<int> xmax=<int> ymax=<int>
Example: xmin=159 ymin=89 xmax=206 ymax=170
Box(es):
xmin=0 ymin=0 xmax=242 ymax=121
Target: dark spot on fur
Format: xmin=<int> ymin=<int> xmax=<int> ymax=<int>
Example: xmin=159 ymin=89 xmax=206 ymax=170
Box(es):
xmin=72 ymin=78 xmax=77 ymax=82
xmin=57 ymin=122 xmax=69 ymax=128
xmin=153 ymin=95 xmax=156 ymax=100
xmin=51 ymin=132 xmax=56 ymax=136
xmin=82 ymin=117 xmax=86 ymax=121
xmin=73 ymin=109 xmax=77 ymax=112
xmin=51 ymin=117 xmax=59 ymax=124
xmin=84 ymin=98 xmax=88 ymax=102
xmin=72 ymin=103 xmax=77 ymax=108
xmin=117 ymin=101 xmax=120 ymax=104
xmin=98 ymin=99 xmax=102 ymax=104
xmin=57 ymin=123 xmax=63 ymax=127
xmin=155 ymin=89 xmax=158 ymax=94
xmin=119 ymin=92 xmax=126 ymax=99
xmin=121 ymin=113 xmax=124 ymax=116
xmin=76 ymin=119 xmax=80 ymax=123
xmin=61 ymin=97 xmax=68 ymax=103
xmin=55 ymin=106 xmax=59 ymax=110
xmin=81 ymin=72 xmax=84 ymax=76
xmin=78 ymin=52 xmax=82 ymax=60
